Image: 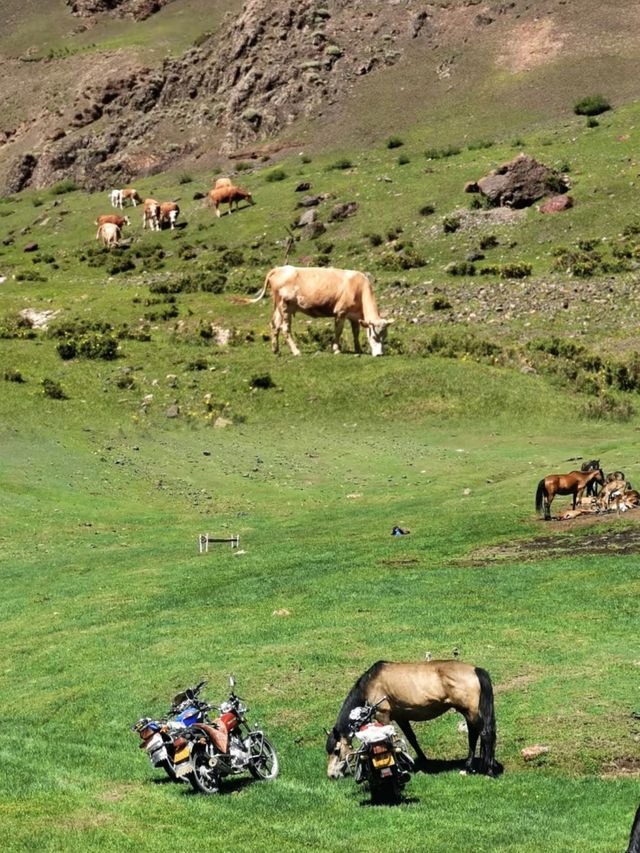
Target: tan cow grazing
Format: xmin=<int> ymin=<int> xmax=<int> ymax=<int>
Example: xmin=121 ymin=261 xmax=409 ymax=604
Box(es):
xmin=96 ymin=221 xmax=121 ymax=247
xmin=208 ymin=184 xmax=254 ymax=218
xmin=159 ymin=201 xmax=180 ymax=230
xmin=95 ymin=214 xmax=130 ymax=230
xmin=250 ymin=265 xmax=393 ymax=356
xmin=142 ymin=199 xmax=161 ymax=231
xmin=121 ymin=188 xmax=142 ymax=207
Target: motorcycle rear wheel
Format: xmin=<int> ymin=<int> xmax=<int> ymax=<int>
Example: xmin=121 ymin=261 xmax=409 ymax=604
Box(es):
xmin=189 ymin=748 xmax=221 ymax=795
xmin=246 ymin=732 xmax=279 ymax=780
xmin=370 ymin=772 xmax=402 ymax=806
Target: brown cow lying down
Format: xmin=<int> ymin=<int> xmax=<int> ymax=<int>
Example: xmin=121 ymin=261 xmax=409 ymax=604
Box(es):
xmin=208 ymin=184 xmax=254 ymax=218
xmin=249 ymin=265 xmax=393 ymax=356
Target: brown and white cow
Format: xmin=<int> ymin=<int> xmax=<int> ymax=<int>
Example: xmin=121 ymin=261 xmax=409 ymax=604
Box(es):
xmin=142 ymin=198 xmax=161 ymax=231
xmin=159 ymin=201 xmax=180 ymax=230
xmin=250 ymin=265 xmax=393 ymax=356
xmin=208 ymin=184 xmax=254 ymax=218
xmin=95 ymin=214 xmax=130 ymax=231
xmin=214 ymin=177 xmax=233 ymax=189
xmin=122 ymin=188 xmax=142 ymax=207
xmin=96 ymin=221 xmax=121 ymax=247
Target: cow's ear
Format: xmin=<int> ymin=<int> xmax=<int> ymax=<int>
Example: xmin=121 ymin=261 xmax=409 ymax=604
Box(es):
xmin=382 ymin=318 xmax=394 ymax=326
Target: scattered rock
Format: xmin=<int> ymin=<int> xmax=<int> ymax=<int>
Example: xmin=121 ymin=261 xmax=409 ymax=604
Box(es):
xmin=295 ymin=181 xmax=311 ymax=192
xmin=19 ymin=308 xmax=59 ymax=329
xmin=329 ymin=201 xmax=358 ymax=221
xmin=463 ymin=488 xmax=472 ymax=496
xmin=165 ymin=404 xmax=180 ymax=418
xmin=272 ymin=608 xmax=291 ymax=617
xmin=521 ymin=745 xmax=550 ymax=761
xmin=296 ymin=208 xmax=317 ymax=228
xmin=305 ymin=220 xmax=326 ymax=239
xmin=539 ymin=194 xmax=574 ymax=214
xmin=298 ymin=194 xmax=323 ymax=208
xmin=214 ymin=416 xmax=233 ymax=428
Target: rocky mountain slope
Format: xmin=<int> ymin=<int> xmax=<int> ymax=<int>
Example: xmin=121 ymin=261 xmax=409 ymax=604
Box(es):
xmin=2 ymin=0 xmax=640 ymax=193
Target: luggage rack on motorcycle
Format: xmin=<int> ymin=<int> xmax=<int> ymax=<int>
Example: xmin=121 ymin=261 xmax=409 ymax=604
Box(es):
xmin=198 ymin=533 xmax=240 ymax=553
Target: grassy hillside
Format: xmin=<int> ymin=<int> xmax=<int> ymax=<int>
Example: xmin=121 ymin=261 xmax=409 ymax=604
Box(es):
xmin=1 ymin=52 xmax=640 ymax=853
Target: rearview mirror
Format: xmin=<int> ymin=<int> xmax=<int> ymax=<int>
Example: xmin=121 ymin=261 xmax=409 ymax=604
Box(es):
xmin=229 ymin=674 xmax=236 ymax=689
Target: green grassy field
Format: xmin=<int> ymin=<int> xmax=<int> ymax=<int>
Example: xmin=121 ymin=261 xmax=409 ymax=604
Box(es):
xmin=1 ymin=94 xmax=640 ymax=851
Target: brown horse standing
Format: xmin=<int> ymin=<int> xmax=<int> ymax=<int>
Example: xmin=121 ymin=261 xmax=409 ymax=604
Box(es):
xmin=326 ymin=659 xmax=498 ymax=778
xmin=536 ymin=468 xmax=605 ymax=520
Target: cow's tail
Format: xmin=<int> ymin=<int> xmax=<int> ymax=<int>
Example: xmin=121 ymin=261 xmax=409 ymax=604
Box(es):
xmin=244 ymin=270 xmax=273 ymax=304
xmin=475 ymin=667 xmax=498 ymax=777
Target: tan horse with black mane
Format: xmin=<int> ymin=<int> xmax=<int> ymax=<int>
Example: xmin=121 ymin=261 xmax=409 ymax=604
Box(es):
xmin=536 ymin=468 xmax=605 ymax=520
xmin=325 ymin=660 xmax=498 ymax=778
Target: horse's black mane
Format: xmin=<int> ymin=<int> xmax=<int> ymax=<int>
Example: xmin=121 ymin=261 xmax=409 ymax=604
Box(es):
xmin=334 ymin=660 xmax=388 ymax=738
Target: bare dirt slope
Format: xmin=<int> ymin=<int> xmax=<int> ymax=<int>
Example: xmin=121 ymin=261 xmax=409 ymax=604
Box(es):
xmin=2 ymin=0 xmax=640 ymax=192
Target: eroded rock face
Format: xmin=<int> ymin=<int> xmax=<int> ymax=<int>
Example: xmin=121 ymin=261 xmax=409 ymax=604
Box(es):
xmin=5 ymin=153 xmax=38 ymax=194
xmin=66 ymin=0 xmax=172 ymax=21
xmin=473 ymin=154 xmax=569 ymax=208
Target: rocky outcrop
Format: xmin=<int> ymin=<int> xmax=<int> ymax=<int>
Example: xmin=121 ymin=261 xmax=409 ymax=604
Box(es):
xmin=66 ymin=0 xmax=173 ymax=21
xmin=5 ymin=153 xmax=38 ymax=194
xmin=469 ymin=154 xmax=570 ymax=208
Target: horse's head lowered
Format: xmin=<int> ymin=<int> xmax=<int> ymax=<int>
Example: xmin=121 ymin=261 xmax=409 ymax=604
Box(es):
xmin=325 ymin=726 xmax=352 ymax=778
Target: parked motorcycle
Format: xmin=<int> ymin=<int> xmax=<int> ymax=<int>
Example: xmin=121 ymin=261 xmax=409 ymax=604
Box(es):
xmin=347 ymin=696 xmax=414 ymax=805
xmin=173 ymin=675 xmax=279 ymax=794
xmin=132 ymin=680 xmax=212 ymax=782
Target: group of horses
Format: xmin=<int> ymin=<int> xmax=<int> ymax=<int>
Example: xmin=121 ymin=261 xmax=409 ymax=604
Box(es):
xmin=535 ymin=459 xmax=638 ymax=520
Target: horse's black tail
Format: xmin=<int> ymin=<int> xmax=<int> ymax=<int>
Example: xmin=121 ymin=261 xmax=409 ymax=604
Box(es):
xmin=535 ymin=479 xmax=547 ymax=516
xmin=627 ymin=803 xmax=640 ymax=853
xmin=475 ymin=667 xmax=498 ymax=776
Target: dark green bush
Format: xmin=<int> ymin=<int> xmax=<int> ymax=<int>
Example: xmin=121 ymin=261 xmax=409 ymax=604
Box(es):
xmin=397 ymin=154 xmax=410 ymax=166
xmin=419 ymin=204 xmax=435 ymax=216
xmin=178 ymin=173 xmax=193 ymax=184
xmin=445 ymin=261 xmax=475 ymax=276
xmin=586 ymin=117 xmax=599 ymax=128
xmin=326 ymin=157 xmax=353 ymax=171
xmin=425 ymin=145 xmax=461 ymax=160
xmin=107 ymin=257 xmax=136 ymax=275
xmin=442 ymin=215 xmax=461 ymax=234
xmin=15 ymin=269 xmax=47 ymax=282
xmin=386 ymin=136 xmax=404 ymax=149
xmin=42 ymin=378 xmax=67 ymax=399
xmin=573 ymin=95 xmax=611 ymax=116
xmin=432 ymin=296 xmax=452 ymax=310
xmin=51 ymin=178 xmax=78 ymax=195
xmin=4 ymin=368 xmax=25 ymax=382
xmin=500 ymin=262 xmax=532 ymax=279
xmin=265 ymin=168 xmax=287 ymax=182
xmin=479 ymin=235 xmax=499 ymax=250
xmin=467 ymin=139 xmax=494 ymax=151
xmin=583 ymin=394 xmax=634 ymax=422
xmin=56 ymin=332 xmax=119 ymax=361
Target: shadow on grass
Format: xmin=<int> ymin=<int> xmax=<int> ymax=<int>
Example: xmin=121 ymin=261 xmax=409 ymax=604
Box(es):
xmin=420 ymin=757 xmax=504 ymax=777
xmin=181 ymin=776 xmax=256 ymax=796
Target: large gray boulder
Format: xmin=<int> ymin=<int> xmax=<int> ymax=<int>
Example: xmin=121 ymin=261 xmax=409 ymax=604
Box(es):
xmin=471 ymin=153 xmax=569 ymax=208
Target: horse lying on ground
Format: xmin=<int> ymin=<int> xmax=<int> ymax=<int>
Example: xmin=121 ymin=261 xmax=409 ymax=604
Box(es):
xmin=536 ymin=468 xmax=605 ymax=520
xmin=326 ymin=659 xmax=498 ymax=779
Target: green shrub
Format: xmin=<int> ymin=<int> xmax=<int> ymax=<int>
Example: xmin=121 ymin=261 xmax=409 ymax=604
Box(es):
xmin=235 ymin=161 xmax=252 ymax=172
xmin=265 ymin=168 xmax=287 ymax=183
xmin=15 ymin=269 xmax=47 ymax=282
xmin=500 ymin=262 xmax=532 ymax=279
xmin=467 ymin=139 xmax=494 ymax=151
xmin=326 ymin=157 xmax=353 ymax=171
xmin=4 ymin=368 xmax=25 ymax=382
xmin=397 ymin=154 xmax=410 ymax=166
xmin=107 ymin=257 xmax=136 ymax=275
xmin=419 ymin=203 xmax=435 ymax=216
xmin=386 ymin=136 xmax=404 ymax=149
xmin=479 ymin=235 xmax=499 ymax=250
xmin=583 ymin=394 xmax=634 ymax=422
xmin=250 ymin=373 xmax=276 ymax=389
xmin=573 ymin=94 xmax=611 ymax=116
xmin=446 ymin=261 xmax=475 ymax=276
xmin=586 ymin=117 xmax=600 ymax=128
xmin=324 ymin=45 xmax=342 ymax=58
xmin=442 ymin=215 xmax=461 ymax=234
xmin=378 ymin=245 xmax=426 ymax=270
xmin=300 ymin=154 xmax=312 ymax=164
xmin=56 ymin=332 xmax=119 ymax=360
xmin=367 ymin=233 xmax=383 ymax=247
xmin=425 ymin=145 xmax=461 ymax=160
xmin=42 ymin=378 xmax=67 ymax=399
xmin=178 ymin=173 xmax=193 ymax=184
xmin=432 ymin=296 xmax=452 ymax=310
xmin=51 ymin=178 xmax=78 ymax=195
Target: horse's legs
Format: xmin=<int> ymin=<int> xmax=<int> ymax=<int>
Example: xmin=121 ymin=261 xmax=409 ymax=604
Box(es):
xmin=271 ymin=308 xmax=281 ymax=354
xmin=396 ymin=720 xmax=428 ymax=770
xmin=464 ymin=718 xmax=481 ymax=772
xmin=545 ymin=492 xmax=552 ymax=520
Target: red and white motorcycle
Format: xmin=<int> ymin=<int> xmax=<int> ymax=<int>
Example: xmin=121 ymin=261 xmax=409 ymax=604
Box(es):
xmin=174 ymin=676 xmax=279 ymax=794
xmin=347 ymin=697 xmax=414 ymax=805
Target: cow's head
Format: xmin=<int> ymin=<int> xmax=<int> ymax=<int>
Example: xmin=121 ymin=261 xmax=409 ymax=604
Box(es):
xmin=325 ymin=727 xmax=352 ymax=778
xmin=363 ymin=318 xmax=393 ymax=356
xmin=123 ymin=216 xmax=131 ymax=226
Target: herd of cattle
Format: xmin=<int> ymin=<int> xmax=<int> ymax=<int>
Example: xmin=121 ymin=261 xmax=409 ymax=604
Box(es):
xmin=95 ymin=177 xmax=254 ymax=246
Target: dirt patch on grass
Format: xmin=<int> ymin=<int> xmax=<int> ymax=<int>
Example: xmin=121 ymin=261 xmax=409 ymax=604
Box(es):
xmin=495 ymin=673 xmax=538 ymax=694
xmin=380 ymin=555 xmax=420 ymax=568
xmin=465 ymin=517 xmax=640 ymax=566
xmin=600 ymin=756 xmax=640 ymax=778
xmin=496 ymin=18 xmax=566 ymax=73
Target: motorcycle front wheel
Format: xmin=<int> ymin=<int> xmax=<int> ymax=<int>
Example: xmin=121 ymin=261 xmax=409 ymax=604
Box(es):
xmin=189 ymin=748 xmax=221 ymax=795
xmin=246 ymin=732 xmax=279 ymax=780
